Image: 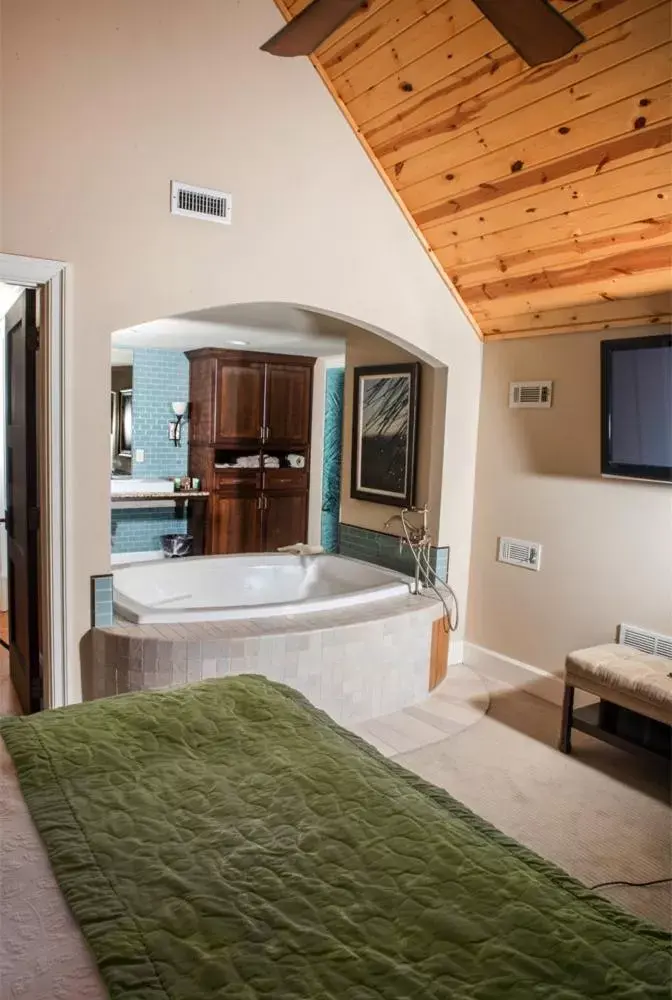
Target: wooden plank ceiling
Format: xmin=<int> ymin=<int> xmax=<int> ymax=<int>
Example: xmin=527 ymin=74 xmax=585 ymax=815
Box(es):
xmin=273 ymin=0 xmax=672 ymax=339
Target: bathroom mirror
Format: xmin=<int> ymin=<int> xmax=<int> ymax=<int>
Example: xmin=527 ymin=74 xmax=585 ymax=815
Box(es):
xmin=111 ymin=350 xmax=133 ymax=475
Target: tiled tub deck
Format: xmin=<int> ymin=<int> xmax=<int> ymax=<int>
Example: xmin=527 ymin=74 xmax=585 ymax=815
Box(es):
xmin=90 ymin=594 xmax=445 ymax=726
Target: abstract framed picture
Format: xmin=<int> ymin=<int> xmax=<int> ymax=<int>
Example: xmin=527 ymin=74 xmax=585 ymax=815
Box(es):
xmin=350 ymin=363 xmax=420 ymax=507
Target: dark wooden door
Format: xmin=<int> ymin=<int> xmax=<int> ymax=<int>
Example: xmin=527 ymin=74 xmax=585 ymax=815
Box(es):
xmin=216 ymin=361 xmax=265 ymax=444
xmin=5 ymin=290 xmax=42 ymax=714
xmin=265 ymin=364 xmax=312 ymax=447
xmin=210 ymin=492 xmax=262 ymax=554
xmin=263 ymin=491 xmax=308 ymax=552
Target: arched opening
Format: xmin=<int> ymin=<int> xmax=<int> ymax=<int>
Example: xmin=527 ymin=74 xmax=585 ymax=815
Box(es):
xmin=108 ymin=301 xmax=448 ymax=572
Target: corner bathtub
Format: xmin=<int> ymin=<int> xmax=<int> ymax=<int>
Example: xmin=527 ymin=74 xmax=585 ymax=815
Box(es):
xmin=113 ymin=553 xmax=412 ymax=624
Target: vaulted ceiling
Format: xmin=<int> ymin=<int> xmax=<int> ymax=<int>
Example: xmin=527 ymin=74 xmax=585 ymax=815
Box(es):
xmin=273 ymin=0 xmax=671 ymax=339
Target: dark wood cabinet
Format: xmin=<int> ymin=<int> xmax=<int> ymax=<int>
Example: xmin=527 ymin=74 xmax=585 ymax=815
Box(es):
xmin=215 ymin=360 xmax=265 ymax=444
xmin=209 ymin=492 xmax=262 ymax=555
xmin=187 ymin=349 xmax=315 ymax=555
xmin=265 ymin=364 xmax=312 ymax=447
xmin=264 ymin=491 xmax=309 ymax=552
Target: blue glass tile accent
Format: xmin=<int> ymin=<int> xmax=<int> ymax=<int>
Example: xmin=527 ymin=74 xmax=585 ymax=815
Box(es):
xmin=338 ymin=522 xmax=449 ymax=584
xmin=130 ymin=347 xmax=190 ymax=479
xmin=321 ymin=367 xmax=345 ymax=553
xmin=111 ymin=507 xmax=188 ymax=555
xmin=91 ymin=574 xmax=114 ymax=628
xmin=111 ymin=347 xmax=190 ymax=554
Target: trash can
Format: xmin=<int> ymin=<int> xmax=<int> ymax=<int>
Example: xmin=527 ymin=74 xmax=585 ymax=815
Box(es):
xmin=161 ymin=534 xmax=193 ymax=558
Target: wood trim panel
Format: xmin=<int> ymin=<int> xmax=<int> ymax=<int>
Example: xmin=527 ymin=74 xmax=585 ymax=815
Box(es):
xmin=429 ymin=617 xmax=449 ymax=691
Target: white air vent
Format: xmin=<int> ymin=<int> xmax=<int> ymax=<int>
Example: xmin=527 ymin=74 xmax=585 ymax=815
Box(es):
xmin=509 ymin=381 xmax=553 ymax=408
xmin=497 ymin=536 xmax=542 ymax=571
xmin=171 ymin=181 xmax=232 ymax=224
xmin=617 ymin=624 xmax=672 ymax=660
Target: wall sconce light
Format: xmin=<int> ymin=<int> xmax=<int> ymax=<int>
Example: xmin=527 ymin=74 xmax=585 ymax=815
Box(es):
xmin=169 ymin=401 xmax=187 ymax=446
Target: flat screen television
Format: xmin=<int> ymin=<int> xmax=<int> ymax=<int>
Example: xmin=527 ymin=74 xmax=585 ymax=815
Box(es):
xmin=601 ymin=333 xmax=672 ymax=483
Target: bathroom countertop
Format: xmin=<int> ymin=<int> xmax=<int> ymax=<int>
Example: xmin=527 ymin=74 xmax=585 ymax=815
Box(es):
xmin=111 ymin=491 xmax=210 ymax=503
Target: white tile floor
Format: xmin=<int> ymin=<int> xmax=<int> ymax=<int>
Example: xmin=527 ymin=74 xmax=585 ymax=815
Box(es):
xmin=349 ymin=664 xmax=490 ymax=756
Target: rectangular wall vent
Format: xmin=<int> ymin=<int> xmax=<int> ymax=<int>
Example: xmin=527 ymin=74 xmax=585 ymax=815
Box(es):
xmin=617 ymin=623 xmax=672 ymax=660
xmin=497 ymin=536 xmax=542 ymax=571
xmin=171 ymin=181 xmax=232 ymax=224
xmin=509 ymin=381 xmax=553 ymax=408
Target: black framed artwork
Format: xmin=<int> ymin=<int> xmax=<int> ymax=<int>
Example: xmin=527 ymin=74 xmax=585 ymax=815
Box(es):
xmin=350 ymin=363 xmax=420 ymax=507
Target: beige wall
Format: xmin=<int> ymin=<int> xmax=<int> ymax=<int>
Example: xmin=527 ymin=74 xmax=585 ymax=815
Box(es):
xmin=467 ymin=327 xmax=672 ymax=676
xmin=0 ymin=0 xmax=481 ymax=699
xmin=340 ymin=328 xmax=447 ymax=541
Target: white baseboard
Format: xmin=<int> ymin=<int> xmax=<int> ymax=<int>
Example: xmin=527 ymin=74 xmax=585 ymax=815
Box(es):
xmin=111 ymin=550 xmax=163 ymax=565
xmin=448 ymin=639 xmax=463 ymax=666
xmin=461 ymin=642 xmax=592 ymax=708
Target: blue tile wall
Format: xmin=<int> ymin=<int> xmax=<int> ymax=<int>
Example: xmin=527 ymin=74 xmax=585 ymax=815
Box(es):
xmin=321 ymin=367 xmax=345 ymax=553
xmin=338 ymin=522 xmax=449 ymax=584
xmin=111 ymin=347 xmax=190 ymax=554
xmin=131 ymin=347 xmax=190 ymax=479
xmin=111 ymin=508 xmax=188 ymax=555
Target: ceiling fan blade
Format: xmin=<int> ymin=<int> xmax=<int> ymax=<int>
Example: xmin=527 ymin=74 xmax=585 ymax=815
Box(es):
xmin=261 ymin=0 xmax=364 ymax=57
xmin=472 ymin=0 xmax=584 ymax=66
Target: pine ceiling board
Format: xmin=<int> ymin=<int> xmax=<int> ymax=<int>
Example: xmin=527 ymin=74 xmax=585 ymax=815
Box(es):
xmin=482 ymin=293 xmax=672 ymax=337
xmin=472 ymin=275 xmax=672 ymax=329
xmin=315 ymin=0 xmax=399 ymax=59
xmin=462 ymin=243 xmax=672 ymax=306
xmin=364 ymin=0 xmax=661 ymax=160
xmin=334 ymin=0 xmax=485 ymax=104
xmin=441 ymin=185 xmax=672 ymax=273
xmin=344 ymin=15 xmax=504 ymax=123
xmin=415 ymin=120 xmax=672 ymax=228
xmin=390 ymin=42 xmax=670 ymax=195
xmin=426 ymin=149 xmax=672 ymax=248
xmin=476 ymin=287 xmax=672 ymax=324
xmin=400 ymin=83 xmax=671 ymax=212
xmin=271 ymin=0 xmax=672 ymax=338
xmin=449 ymin=218 xmax=672 ymax=290
xmin=374 ymin=1 xmax=668 ymax=172
xmin=320 ymin=0 xmax=450 ymax=78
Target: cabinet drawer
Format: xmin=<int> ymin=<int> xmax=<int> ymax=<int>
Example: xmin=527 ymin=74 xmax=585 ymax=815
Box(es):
xmin=214 ymin=469 xmax=261 ymax=490
xmin=263 ymin=468 xmax=308 ymax=491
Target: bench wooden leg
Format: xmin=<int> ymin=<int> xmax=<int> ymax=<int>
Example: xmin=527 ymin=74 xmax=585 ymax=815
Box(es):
xmin=559 ymin=684 xmax=575 ymax=754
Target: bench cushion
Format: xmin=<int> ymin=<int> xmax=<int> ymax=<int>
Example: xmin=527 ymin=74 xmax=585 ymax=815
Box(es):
xmin=566 ymin=643 xmax=672 ymax=726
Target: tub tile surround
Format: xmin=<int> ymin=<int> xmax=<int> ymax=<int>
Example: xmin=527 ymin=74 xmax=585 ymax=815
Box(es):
xmin=338 ymin=523 xmax=449 ymax=583
xmin=91 ymin=595 xmax=445 ymax=725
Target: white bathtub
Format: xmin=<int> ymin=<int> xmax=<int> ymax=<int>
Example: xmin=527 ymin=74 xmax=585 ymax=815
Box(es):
xmin=113 ymin=553 xmax=412 ymax=624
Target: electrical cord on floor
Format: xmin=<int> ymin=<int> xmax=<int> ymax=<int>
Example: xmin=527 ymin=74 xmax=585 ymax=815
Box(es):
xmin=589 ymin=877 xmax=672 ymax=890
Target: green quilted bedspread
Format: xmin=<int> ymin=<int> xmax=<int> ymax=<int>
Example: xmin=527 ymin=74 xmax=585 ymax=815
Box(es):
xmin=1 ymin=677 xmax=669 ymax=999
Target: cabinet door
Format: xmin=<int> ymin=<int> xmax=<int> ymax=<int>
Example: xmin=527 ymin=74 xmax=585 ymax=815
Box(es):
xmin=209 ymin=492 xmax=262 ymax=554
xmin=263 ymin=491 xmax=308 ymax=552
xmin=265 ymin=364 xmax=312 ymax=447
xmin=216 ymin=361 xmax=265 ymax=443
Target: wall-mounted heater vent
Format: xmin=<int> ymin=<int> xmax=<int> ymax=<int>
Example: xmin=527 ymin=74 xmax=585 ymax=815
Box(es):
xmin=171 ymin=181 xmax=232 ymax=224
xmin=509 ymin=381 xmax=553 ymax=408
xmin=617 ymin=623 xmax=672 ymax=660
xmin=497 ymin=537 xmax=542 ymax=571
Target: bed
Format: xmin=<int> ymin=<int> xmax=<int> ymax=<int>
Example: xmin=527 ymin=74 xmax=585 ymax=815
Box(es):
xmin=0 ymin=676 xmax=668 ymax=999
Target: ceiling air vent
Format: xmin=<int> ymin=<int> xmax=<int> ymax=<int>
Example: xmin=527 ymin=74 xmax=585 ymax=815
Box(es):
xmin=509 ymin=381 xmax=553 ymax=408
xmin=497 ymin=537 xmax=542 ymax=571
xmin=170 ymin=181 xmax=232 ymax=224
xmin=617 ymin=624 xmax=672 ymax=660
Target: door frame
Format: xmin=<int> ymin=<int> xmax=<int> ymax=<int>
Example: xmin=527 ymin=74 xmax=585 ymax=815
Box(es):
xmin=0 ymin=253 xmax=69 ymax=710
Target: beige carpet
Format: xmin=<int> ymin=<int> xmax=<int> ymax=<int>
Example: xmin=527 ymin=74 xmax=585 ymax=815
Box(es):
xmin=394 ymin=679 xmax=671 ymax=929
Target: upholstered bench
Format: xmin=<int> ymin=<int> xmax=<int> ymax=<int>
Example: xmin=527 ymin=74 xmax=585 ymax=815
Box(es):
xmin=560 ymin=644 xmax=672 ymax=757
